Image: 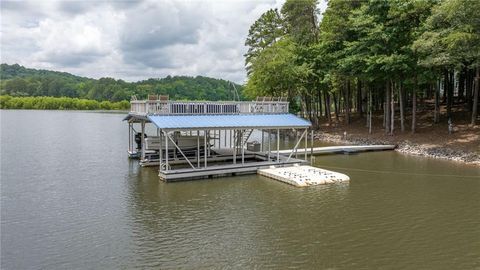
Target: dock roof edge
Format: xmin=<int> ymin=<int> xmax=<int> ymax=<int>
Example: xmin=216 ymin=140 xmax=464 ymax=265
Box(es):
xmin=146 ymin=113 xmax=311 ymax=131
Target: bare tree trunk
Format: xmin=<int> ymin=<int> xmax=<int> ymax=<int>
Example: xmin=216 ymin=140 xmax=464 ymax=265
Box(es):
xmin=317 ymin=89 xmax=322 ymax=120
xmin=345 ymin=80 xmax=351 ymax=125
xmin=434 ymin=79 xmax=440 ymax=124
xmin=357 ymin=79 xmax=363 ymax=117
xmin=466 ymin=69 xmax=473 ymax=111
xmin=369 ymin=87 xmax=372 ymax=134
xmin=385 ymin=81 xmax=390 ymax=134
xmin=333 ymin=92 xmax=339 ymax=122
xmin=398 ymin=81 xmax=405 ymax=132
xmin=412 ymin=75 xmax=418 ymax=133
xmin=472 ymin=67 xmax=479 ymax=126
xmin=459 ymin=68 xmax=465 ymax=101
xmin=446 ymin=69 xmax=453 ymax=119
xmin=390 ymin=80 xmax=395 ymax=135
xmin=325 ymin=91 xmax=331 ymax=125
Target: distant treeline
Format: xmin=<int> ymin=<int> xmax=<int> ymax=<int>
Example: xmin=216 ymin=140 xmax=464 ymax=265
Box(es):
xmin=0 ymin=64 xmax=243 ymax=102
xmin=0 ymin=95 xmax=130 ymax=110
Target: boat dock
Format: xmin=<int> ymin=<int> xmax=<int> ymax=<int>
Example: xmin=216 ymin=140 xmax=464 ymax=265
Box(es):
xmin=124 ymin=95 xmax=395 ymax=185
xmin=278 ymin=144 xmax=396 ymax=155
xmin=125 ymin=96 xmax=313 ymax=182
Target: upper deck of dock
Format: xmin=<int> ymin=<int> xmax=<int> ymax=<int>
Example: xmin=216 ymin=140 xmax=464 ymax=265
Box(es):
xmin=129 ymin=96 xmax=289 ymax=116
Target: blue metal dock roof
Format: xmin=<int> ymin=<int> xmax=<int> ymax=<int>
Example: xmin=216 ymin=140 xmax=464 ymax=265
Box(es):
xmin=147 ymin=114 xmax=311 ymax=130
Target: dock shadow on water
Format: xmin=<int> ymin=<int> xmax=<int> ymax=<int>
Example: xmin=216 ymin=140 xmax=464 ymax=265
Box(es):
xmin=1 ymin=110 xmax=479 ymax=269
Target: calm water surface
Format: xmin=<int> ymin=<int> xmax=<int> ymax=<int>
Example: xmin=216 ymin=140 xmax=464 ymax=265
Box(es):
xmin=1 ymin=110 xmax=479 ymax=269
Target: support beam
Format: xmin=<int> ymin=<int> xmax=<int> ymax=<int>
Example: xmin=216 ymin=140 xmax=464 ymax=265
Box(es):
xmin=295 ymin=129 xmax=298 ymax=159
xmin=204 ymin=130 xmax=207 ymax=168
xmin=286 ymin=129 xmax=307 ymax=162
xmin=277 ymin=129 xmax=280 ymax=163
xmin=311 ymin=129 xmax=314 ymax=164
xmin=197 ymin=130 xmax=200 ymax=168
xmin=233 ymin=130 xmax=237 ymax=164
xmin=159 ymin=131 xmax=163 ymax=173
xmin=268 ymin=130 xmax=271 ymax=161
xmin=164 ymin=131 xmax=169 ymax=171
xmin=128 ymin=122 xmax=132 ymax=153
xmin=141 ymin=121 xmax=145 ymax=160
xmin=261 ymin=129 xmax=264 ymax=152
xmin=241 ymin=130 xmax=245 ymax=164
xmin=166 ymin=133 xmax=195 ymax=169
xmin=304 ymin=128 xmax=308 ymax=161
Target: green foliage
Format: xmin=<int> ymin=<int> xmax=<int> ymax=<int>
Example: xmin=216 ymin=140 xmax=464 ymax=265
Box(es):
xmin=244 ymin=9 xmax=285 ymax=73
xmin=413 ymin=0 xmax=480 ymax=69
xmin=281 ymin=0 xmax=319 ymax=45
xmin=245 ymin=37 xmax=311 ymax=100
xmin=0 ymin=64 xmax=244 ymax=103
xmin=0 ymin=95 xmax=130 ymax=110
xmin=245 ymin=0 xmax=479 ymax=127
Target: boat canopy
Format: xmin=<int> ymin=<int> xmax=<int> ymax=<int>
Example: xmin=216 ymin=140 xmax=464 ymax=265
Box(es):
xmin=146 ymin=113 xmax=311 ymax=131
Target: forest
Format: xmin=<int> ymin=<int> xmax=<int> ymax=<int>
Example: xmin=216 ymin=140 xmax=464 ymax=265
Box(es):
xmin=244 ymin=0 xmax=479 ymax=132
xmin=0 ymin=63 xmax=243 ymax=105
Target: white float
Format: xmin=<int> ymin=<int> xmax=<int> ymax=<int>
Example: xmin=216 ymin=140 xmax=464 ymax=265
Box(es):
xmin=258 ymin=165 xmax=350 ymax=187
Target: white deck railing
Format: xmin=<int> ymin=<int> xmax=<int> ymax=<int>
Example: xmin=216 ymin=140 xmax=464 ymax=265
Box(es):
xmin=130 ymin=100 xmax=289 ymax=115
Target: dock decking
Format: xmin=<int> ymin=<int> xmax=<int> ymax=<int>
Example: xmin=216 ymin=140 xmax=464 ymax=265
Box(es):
xmin=278 ymin=144 xmax=396 ymax=155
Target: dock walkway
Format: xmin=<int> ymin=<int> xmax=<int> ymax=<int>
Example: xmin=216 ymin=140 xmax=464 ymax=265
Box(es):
xmin=279 ymin=145 xmax=396 ymax=155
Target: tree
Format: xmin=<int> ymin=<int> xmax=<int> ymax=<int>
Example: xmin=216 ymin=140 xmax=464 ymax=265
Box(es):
xmin=244 ymin=9 xmax=285 ymax=74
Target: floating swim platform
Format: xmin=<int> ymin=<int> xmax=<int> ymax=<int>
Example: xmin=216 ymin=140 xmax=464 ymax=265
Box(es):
xmin=258 ymin=165 xmax=350 ymax=187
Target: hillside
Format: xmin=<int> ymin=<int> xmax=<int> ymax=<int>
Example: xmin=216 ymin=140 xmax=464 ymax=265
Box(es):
xmin=0 ymin=64 xmax=243 ymax=101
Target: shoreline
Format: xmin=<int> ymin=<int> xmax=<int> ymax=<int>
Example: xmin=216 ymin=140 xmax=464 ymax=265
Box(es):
xmin=314 ymin=131 xmax=480 ymax=166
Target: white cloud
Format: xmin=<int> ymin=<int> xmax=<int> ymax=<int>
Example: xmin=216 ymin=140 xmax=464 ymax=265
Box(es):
xmin=1 ymin=0 xmax=326 ymax=83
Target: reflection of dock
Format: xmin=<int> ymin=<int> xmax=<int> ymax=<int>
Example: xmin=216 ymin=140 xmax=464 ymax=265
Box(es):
xmin=278 ymin=145 xmax=396 ymax=155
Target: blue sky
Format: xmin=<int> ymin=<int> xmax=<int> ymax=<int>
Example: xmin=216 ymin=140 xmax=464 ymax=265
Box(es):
xmin=1 ymin=0 xmax=327 ymax=83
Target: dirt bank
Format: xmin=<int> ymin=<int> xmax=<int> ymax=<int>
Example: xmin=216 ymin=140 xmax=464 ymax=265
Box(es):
xmin=313 ymin=113 xmax=480 ymax=165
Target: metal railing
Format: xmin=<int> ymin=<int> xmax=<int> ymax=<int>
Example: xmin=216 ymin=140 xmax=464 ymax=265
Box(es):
xmin=130 ymin=100 xmax=289 ymax=115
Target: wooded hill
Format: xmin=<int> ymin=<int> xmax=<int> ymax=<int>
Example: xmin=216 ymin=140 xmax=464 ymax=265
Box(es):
xmin=0 ymin=64 xmax=243 ymax=102
xmin=244 ymin=0 xmax=480 ymax=131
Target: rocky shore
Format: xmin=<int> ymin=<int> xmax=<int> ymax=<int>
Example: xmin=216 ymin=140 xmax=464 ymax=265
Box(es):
xmin=314 ymin=131 xmax=480 ymax=166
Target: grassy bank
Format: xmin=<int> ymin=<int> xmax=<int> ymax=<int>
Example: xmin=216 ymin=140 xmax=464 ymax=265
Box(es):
xmin=0 ymin=95 xmax=130 ymax=110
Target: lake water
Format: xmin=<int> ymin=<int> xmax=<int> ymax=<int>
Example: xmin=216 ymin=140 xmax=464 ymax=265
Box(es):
xmin=1 ymin=110 xmax=479 ymax=269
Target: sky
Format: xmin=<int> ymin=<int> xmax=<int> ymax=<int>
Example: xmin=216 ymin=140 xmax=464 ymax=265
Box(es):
xmin=1 ymin=0 xmax=327 ymax=84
